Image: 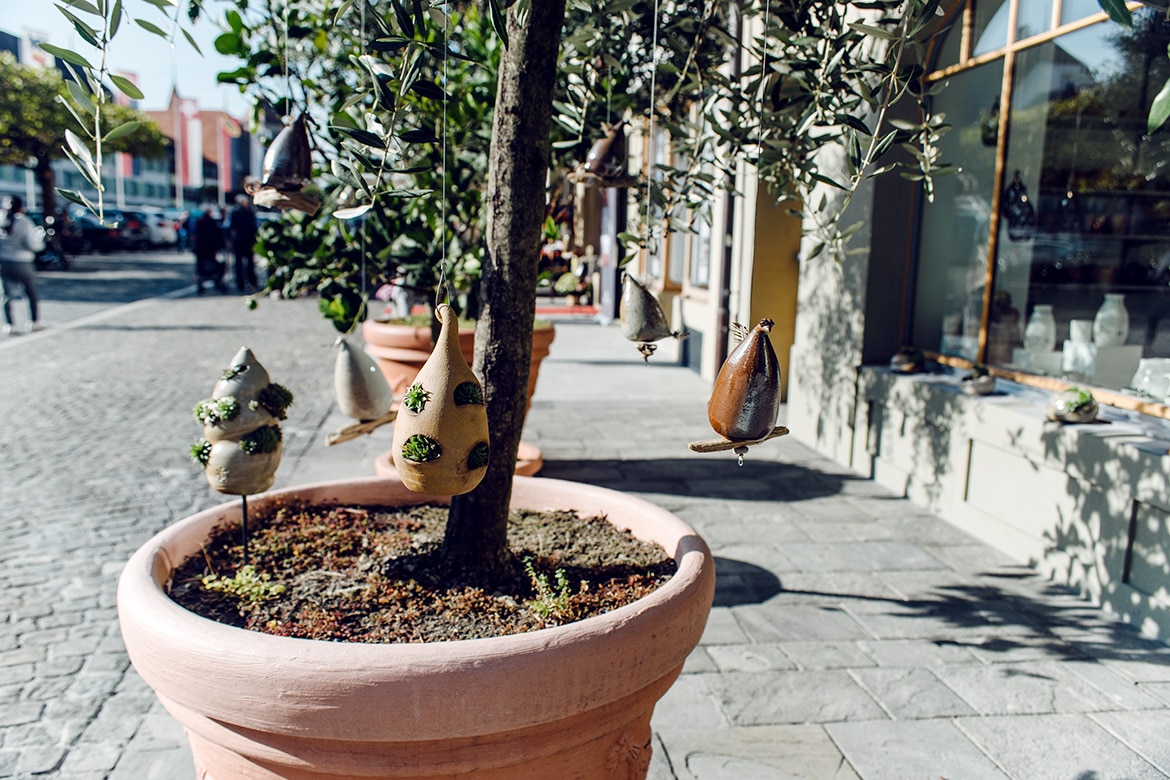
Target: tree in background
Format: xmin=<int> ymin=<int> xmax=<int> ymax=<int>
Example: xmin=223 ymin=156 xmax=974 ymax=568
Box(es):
xmin=0 ymin=52 xmax=167 ymax=225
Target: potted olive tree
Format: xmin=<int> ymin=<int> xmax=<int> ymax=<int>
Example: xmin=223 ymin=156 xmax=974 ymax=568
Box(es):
xmin=112 ymin=3 xmax=721 ymax=777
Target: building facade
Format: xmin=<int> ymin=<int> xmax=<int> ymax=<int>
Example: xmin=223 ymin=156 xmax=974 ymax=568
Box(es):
xmin=621 ymin=1 xmax=1170 ymax=639
xmin=0 ymin=27 xmax=254 ymax=214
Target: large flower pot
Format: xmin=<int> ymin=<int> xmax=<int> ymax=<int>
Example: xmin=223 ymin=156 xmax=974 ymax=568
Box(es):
xmin=362 ymin=318 xmax=556 ymax=412
xmin=117 ymin=475 xmax=715 ymax=779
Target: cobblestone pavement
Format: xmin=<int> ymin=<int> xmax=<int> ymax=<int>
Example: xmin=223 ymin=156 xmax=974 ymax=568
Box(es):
xmin=2 ymin=252 xmax=1169 ymax=778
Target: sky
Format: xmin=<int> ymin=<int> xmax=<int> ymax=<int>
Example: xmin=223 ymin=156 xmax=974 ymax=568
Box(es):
xmin=5 ymin=0 xmax=250 ymax=117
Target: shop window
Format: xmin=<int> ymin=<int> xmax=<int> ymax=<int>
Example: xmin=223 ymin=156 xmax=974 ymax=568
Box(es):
xmin=1016 ymin=1 xmax=1055 ymax=43
xmin=1062 ymin=0 xmax=1107 ymax=26
xmin=645 ymin=125 xmax=669 ymax=282
xmin=916 ymin=7 xmax=1170 ymax=403
xmin=688 ymin=205 xmax=711 ymax=289
xmin=972 ymin=0 xmax=1011 ymax=56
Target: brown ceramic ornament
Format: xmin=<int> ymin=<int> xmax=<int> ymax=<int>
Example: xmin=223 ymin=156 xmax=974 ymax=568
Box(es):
xmin=245 ymin=113 xmax=321 ymax=215
xmin=584 ymin=122 xmax=627 ymax=178
xmin=193 ymin=347 xmax=294 ymax=496
xmin=390 ymin=304 xmax=489 ymax=495
xmin=334 ymin=339 xmax=394 ymax=421
xmin=707 ymin=319 xmax=781 ymax=441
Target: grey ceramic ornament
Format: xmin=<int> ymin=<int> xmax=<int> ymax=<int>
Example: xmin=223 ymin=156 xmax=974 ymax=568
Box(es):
xmin=192 ymin=347 xmax=294 ymax=496
xmin=334 ymin=339 xmax=394 ymax=422
xmin=619 ymin=273 xmax=684 ymax=360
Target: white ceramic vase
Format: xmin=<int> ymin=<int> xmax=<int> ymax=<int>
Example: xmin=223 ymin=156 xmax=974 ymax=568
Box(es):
xmin=1024 ymin=305 xmax=1056 ymax=352
xmin=1093 ymin=294 xmax=1129 ymax=347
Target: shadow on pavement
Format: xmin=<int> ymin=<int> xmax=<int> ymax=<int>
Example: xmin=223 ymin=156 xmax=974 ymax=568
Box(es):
xmin=539 ymin=458 xmax=853 ymax=501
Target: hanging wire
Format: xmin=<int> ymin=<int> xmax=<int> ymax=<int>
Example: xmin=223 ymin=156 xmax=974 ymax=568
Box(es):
xmin=282 ymin=3 xmax=292 ymax=119
xmin=642 ymin=0 xmax=662 ymax=251
xmin=359 ymin=0 xmax=368 ymax=308
xmin=436 ymin=4 xmax=451 ymax=306
xmin=755 ymin=0 xmax=773 ymax=166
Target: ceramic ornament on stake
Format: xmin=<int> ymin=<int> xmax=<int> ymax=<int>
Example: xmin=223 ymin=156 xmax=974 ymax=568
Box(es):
xmin=189 ymin=347 xmax=294 ymax=562
xmin=245 ymin=113 xmax=322 ymax=216
xmin=326 ymin=339 xmax=398 ymax=445
xmin=620 ymin=273 xmax=686 ymax=361
xmin=390 ymin=303 xmax=489 ymax=495
xmin=689 ymin=320 xmax=788 ymax=464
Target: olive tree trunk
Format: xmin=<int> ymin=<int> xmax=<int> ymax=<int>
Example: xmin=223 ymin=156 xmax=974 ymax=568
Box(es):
xmin=441 ymin=0 xmax=567 ymax=581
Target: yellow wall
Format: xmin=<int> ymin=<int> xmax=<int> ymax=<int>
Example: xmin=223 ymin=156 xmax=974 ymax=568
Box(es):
xmin=750 ymin=193 xmax=802 ymax=399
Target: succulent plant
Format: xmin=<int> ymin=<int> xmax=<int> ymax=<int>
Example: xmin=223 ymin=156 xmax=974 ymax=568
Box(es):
xmin=467 ymin=441 xmax=489 ymax=470
xmin=401 ymin=434 xmax=442 ymax=463
xmin=252 ymin=383 xmax=295 ymax=420
xmin=454 ymin=381 xmax=484 ymax=406
xmin=402 ymin=383 xmax=431 ymax=414
xmin=194 ymin=397 xmax=241 ymax=426
xmin=240 ymin=425 xmax=283 ymax=455
xmin=189 ymin=439 xmax=212 ymax=468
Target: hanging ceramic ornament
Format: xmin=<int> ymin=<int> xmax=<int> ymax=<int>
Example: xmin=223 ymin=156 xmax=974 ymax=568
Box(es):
xmin=326 ymin=339 xmax=398 ymax=445
xmin=689 ymin=320 xmax=789 ymax=463
xmin=245 ymin=113 xmax=322 ymax=216
xmin=620 ymin=273 xmax=686 ymax=361
xmin=191 ymin=347 xmax=294 ymax=496
xmin=390 ymin=303 xmax=490 ymax=495
xmin=570 ymin=123 xmax=636 ymax=188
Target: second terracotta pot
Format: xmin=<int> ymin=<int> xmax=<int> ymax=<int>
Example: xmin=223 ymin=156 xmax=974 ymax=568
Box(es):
xmin=362 ymin=317 xmax=555 ymax=413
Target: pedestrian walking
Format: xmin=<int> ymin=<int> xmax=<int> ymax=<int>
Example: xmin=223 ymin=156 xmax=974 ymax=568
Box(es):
xmin=192 ymin=208 xmax=227 ymax=295
xmin=0 ymin=196 xmax=45 ymax=334
xmin=227 ymin=195 xmax=259 ymax=293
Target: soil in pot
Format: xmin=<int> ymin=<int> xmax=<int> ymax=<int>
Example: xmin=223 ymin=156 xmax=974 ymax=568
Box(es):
xmin=169 ymin=500 xmax=675 ymax=643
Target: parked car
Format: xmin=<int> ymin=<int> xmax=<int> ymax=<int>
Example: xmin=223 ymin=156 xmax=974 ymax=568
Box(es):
xmin=71 ymin=212 xmax=130 ymax=253
xmin=110 ymin=209 xmax=150 ymax=249
xmin=132 ymin=208 xmax=179 ymax=247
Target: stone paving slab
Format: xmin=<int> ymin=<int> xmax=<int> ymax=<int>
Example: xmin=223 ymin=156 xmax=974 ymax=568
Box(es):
xmin=2 ymin=267 xmax=1169 ymax=778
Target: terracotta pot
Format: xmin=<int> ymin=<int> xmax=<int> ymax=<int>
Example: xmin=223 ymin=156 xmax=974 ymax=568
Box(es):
xmin=361 ymin=318 xmax=556 ymax=413
xmin=117 ymin=475 xmax=714 ymax=780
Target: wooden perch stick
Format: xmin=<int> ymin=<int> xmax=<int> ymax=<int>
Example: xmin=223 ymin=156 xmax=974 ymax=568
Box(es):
xmin=688 ymin=426 xmax=789 ymax=453
xmin=250 ymin=187 xmax=323 ymax=216
xmin=326 ymin=410 xmax=398 ymax=446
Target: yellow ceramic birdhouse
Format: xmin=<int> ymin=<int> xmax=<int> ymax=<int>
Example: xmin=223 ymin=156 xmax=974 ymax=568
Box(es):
xmin=390 ymin=304 xmax=489 ymax=495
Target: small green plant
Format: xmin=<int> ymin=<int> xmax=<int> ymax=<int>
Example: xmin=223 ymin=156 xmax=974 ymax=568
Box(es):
xmin=453 ymin=381 xmax=484 ymax=406
xmin=553 ymin=272 xmax=583 ymax=295
xmin=190 ymin=439 xmax=212 ymax=468
xmin=221 ymin=364 xmax=248 ymax=382
xmin=401 ymin=434 xmax=441 ymax=463
xmin=969 ymin=363 xmax=990 ymax=378
xmin=523 ymin=556 xmax=573 ymax=620
xmin=1067 ymin=387 xmax=1095 ymax=412
xmin=203 ymin=564 xmax=286 ymax=607
xmin=240 ymin=425 xmax=283 ymax=455
xmin=193 ymin=397 xmax=240 ymax=426
xmin=402 ymin=383 xmax=431 ymax=414
xmin=252 ymin=383 xmax=295 ymax=420
xmin=467 ymin=441 xmax=489 ymax=470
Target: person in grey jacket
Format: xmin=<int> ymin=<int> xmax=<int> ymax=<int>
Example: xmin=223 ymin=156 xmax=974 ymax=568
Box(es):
xmin=1 ymin=196 xmax=45 ymax=334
